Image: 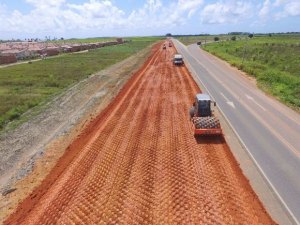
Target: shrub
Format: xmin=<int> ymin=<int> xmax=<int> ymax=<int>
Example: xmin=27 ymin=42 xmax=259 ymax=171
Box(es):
xmin=231 ymin=36 xmax=236 ymax=41
xmin=0 ymin=118 xmax=4 ymax=129
xmin=44 ymin=80 xmax=60 ymax=87
xmin=238 ymin=64 xmax=244 ymax=70
xmin=214 ymin=37 xmax=220 ymax=41
xmin=7 ymin=108 xmax=22 ymax=120
xmin=27 ymin=100 xmax=39 ymax=108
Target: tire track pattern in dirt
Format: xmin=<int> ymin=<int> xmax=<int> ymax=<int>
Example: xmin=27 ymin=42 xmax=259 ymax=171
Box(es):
xmin=5 ymin=42 xmax=276 ymax=225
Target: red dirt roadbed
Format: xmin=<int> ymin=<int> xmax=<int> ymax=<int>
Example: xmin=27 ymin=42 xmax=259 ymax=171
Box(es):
xmin=5 ymin=42 xmax=276 ymax=224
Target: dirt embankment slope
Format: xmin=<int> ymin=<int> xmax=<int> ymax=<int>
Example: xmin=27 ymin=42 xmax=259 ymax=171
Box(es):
xmin=0 ymin=44 xmax=153 ymax=223
xmin=4 ymin=42 xmax=276 ymax=224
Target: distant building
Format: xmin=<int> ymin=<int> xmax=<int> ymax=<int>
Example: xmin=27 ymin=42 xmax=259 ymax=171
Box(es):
xmin=116 ymin=38 xmax=123 ymax=43
xmin=103 ymin=41 xmax=118 ymax=47
xmin=90 ymin=43 xmax=97 ymax=49
xmin=0 ymin=39 xmax=123 ymax=64
xmin=61 ymin=45 xmax=72 ymax=53
xmin=0 ymin=43 xmax=11 ymax=52
xmin=45 ymin=47 xmax=59 ymax=56
xmin=28 ymin=46 xmax=44 ymax=55
xmin=96 ymin=43 xmax=104 ymax=48
xmin=0 ymin=52 xmax=17 ymax=64
xmin=70 ymin=44 xmax=81 ymax=52
xmin=81 ymin=44 xmax=90 ymax=50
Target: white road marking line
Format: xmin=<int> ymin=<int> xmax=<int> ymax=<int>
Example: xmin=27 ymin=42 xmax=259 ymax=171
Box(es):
xmin=246 ymin=94 xmax=267 ymax=111
xmin=220 ymin=92 xmax=236 ymax=109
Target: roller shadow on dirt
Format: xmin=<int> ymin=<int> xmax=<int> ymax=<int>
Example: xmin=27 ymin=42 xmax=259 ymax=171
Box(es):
xmin=194 ymin=135 xmax=226 ymax=145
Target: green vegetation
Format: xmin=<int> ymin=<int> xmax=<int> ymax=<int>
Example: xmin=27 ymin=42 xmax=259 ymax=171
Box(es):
xmin=50 ymin=37 xmax=116 ymax=44
xmin=51 ymin=36 xmax=163 ymax=44
xmin=177 ymin=35 xmax=248 ymax=46
xmin=177 ymin=35 xmax=213 ymax=45
xmin=203 ymin=35 xmax=300 ymax=110
xmin=0 ymin=37 xmax=162 ymax=130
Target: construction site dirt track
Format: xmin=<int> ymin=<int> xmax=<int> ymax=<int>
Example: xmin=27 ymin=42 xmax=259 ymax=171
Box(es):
xmin=5 ymin=42 xmax=276 ymax=225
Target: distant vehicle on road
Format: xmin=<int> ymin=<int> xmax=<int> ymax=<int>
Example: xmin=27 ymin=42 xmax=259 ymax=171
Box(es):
xmin=173 ymin=54 xmax=184 ymax=66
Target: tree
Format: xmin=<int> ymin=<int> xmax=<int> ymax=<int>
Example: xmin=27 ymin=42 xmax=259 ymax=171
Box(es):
xmin=231 ymin=36 xmax=236 ymax=41
xmin=214 ymin=37 xmax=220 ymax=41
xmin=248 ymin=34 xmax=254 ymax=38
xmin=166 ymin=33 xmax=172 ymax=37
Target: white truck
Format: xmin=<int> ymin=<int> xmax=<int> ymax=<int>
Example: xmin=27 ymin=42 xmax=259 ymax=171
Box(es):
xmin=173 ymin=54 xmax=184 ymax=66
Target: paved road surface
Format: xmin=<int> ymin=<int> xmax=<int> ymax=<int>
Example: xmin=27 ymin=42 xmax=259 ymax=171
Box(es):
xmin=174 ymin=40 xmax=300 ymax=224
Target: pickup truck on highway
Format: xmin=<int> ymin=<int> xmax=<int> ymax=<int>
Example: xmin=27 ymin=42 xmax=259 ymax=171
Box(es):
xmin=173 ymin=54 xmax=184 ymax=66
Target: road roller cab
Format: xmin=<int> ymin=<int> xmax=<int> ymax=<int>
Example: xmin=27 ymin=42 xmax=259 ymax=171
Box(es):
xmin=190 ymin=94 xmax=222 ymax=136
xmin=194 ymin=94 xmax=213 ymax=117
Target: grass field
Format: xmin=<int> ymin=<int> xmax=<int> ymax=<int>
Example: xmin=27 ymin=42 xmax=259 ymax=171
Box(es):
xmin=50 ymin=37 xmax=116 ymax=44
xmin=0 ymin=37 xmax=162 ymax=130
xmin=202 ymin=35 xmax=300 ymax=110
xmin=51 ymin=36 xmax=163 ymax=44
xmin=177 ymin=35 xmax=247 ymax=46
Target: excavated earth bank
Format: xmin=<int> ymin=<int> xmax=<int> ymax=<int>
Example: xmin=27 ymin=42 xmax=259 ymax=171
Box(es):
xmin=4 ymin=42 xmax=276 ymax=225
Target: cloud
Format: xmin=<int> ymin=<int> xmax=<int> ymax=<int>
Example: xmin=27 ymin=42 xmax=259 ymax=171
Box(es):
xmin=178 ymin=0 xmax=204 ymax=17
xmin=66 ymin=0 xmax=125 ymax=28
xmin=0 ymin=0 xmax=298 ymax=39
xmin=274 ymin=0 xmax=300 ymax=19
xmin=0 ymin=0 xmax=206 ymax=38
xmin=259 ymin=0 xmax=271 ymax=18
xmin=201 ymin=1 xmax=253 ymax=24
xmin=26 ymin=0 xmax=66 ymax=8
xmin=284 ymin=1 xmax=300 ymax=16
xmin=127 ymin=0 xmax=204 ymax=28
xmin=67 ymin=0 xmax=124 ymax=19
xmin=273 ymin=0 xmax=287 ymax=7
xmin=0 ymin=0 xmax=127 ymax=37
xmin=127 ymin=0 xmax=163 ymax=28
xmin=145 ymin=0 xmax=163 ymax=13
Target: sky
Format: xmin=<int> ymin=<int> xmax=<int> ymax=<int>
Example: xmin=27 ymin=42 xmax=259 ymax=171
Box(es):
xmin=0 ymin=0 xmax=299 ymax=39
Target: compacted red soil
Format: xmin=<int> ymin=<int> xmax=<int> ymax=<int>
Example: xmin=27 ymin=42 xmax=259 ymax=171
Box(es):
xmin=4 ymin=42 xmax=276 ymax=225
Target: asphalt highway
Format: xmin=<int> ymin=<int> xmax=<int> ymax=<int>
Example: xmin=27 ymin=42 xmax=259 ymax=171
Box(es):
xmin=174 ymin=40 xmax=300 ymax=224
